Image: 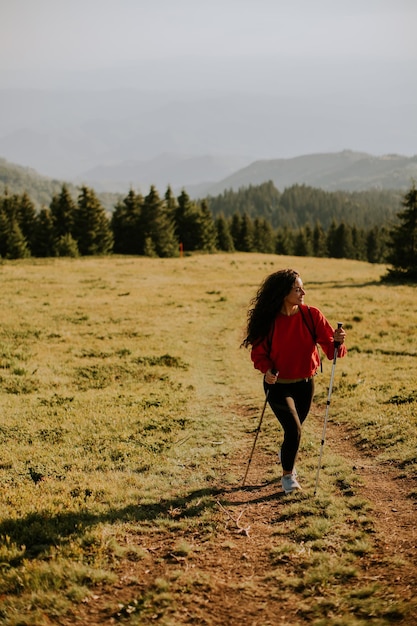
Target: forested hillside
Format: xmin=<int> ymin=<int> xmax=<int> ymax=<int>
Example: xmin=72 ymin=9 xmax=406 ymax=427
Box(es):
xmin=205 ymin=181 xmax=402 ymax=229
xmin=0 ymin=179 xmax=402 ymax=265
xmin=202 ymin=151 xmax=417 ymax=196
xmin=0 ymin=158 xmax=67 ymax=206
xmin=0 ymin=157 xmax=403 ymax=229
xmin=0 ymin=155 xmax=410 ymax=268
xmin=0 ymin=158 xmax=121 ymax=212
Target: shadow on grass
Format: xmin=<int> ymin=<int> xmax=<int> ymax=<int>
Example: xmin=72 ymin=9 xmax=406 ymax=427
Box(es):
xmin=0 ymin=488 xmax=221 ymax=565
xmin=0 ymin=486 xmax=222 ymax=561
xmin=0 ymin=478 xmax=286 ymax=563
xmin=217 ymin=476 xmax=285 ymax=506
xmin=219 ymin=490 xmax=285 ymax=507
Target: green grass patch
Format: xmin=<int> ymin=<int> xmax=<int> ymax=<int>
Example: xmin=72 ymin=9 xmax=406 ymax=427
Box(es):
xmin=0 ymin=254 xmax=416 ymax=625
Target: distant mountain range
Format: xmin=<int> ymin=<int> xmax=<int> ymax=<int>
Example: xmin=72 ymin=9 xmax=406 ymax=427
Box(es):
xmin=2 ymin=150 xmax=416 ymax=211
xmin=76 ymin=153 xmax=253 ymax=194
xmin=73 ymin=150 xmax=417 ymax=197
xmin=198 ymin=150 xmax=417 ymax=197
xmin=1 ymin=86 xmax=416 ymax=194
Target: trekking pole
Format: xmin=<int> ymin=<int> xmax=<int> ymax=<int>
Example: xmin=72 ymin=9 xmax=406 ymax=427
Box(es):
xmin=314 ymin=323 xmax=343 ymax=495
xmin=242 ymin=370 xmax=277 ymax=487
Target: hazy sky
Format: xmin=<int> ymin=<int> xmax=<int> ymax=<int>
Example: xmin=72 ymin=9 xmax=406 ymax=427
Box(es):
xmin=1 ymin=0 xmax=416 ymax=76
xmin=0 ymin=0 xmax=416 ymax=166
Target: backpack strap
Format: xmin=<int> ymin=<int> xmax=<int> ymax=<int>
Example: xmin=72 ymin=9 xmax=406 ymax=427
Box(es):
xmin=299 ymin=306 xmax=322 ymax=373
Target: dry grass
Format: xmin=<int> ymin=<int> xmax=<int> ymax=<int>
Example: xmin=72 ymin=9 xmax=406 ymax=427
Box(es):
xmin=0 ymin=253 xmax=416 ymax=625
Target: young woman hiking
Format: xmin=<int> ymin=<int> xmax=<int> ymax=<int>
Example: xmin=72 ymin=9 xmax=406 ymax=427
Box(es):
xmin=242 ymin=269 xmax=347 ymax=494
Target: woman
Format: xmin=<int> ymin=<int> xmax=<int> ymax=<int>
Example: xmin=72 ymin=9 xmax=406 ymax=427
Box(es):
xmin=242 ymin=269 xmax=346 ymax=494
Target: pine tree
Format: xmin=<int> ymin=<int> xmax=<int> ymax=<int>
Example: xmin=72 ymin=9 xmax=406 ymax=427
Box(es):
xmin=336 ymin=222 xmax=355 ymax=259
xmin=294 ymin=226 xmax=313 ymax=257
xmin=326 ymin=220 xmax=339 ymax=258
xmin=385 ymin=182 xmax=417 ymax=280
xmin=0 ymin=190 xmax=31 ymax=258
xmin=0 ymin=205 xmax=9 ymax=257
xmin=252 ymin=217 xmax=275 ymax=253
xmin=56 ymin=233 xmax=79 ymax=257
xmin=312 ymin=222 xmax=328 ymax=257
xmin=275 ymin=226 xmax=294 ymax=255
xmin=229 ymin=214 xmax=243 ymax=250
xmin=351 ymin=225 xmax=367 ymax=260
xmin=164 ymin=186 xmax=178 ymax=218
xmin=143 ymin=236 xmax=157 ymax=257
xmin=32 ymin=208 xmax=55 ymax=257
xmin=140 ymin=186 xmax=178 ymax=257
xmin=174 ymin=190 xmax=200 ymax=252
xmin=154 ymin=205 xmax=178 ymax=258
xmin=197 ymin=200 xmax=217 ymax=252
xmin=215 ymin=214 xmax=235 ymax=252
xmin=366 ymin=225 xmax=388 ymax=264
xmin=50 ymin=184 xmax=76 ymax=243
xmin=6 ymin=220 xmax=30 ymax=259
xmin=238 ymin=213 xmax=254 ymax=252
xmin=17 ymin=192 xmax=37 ymax=253
xmin=0 ymin=189 xmax=18 ymax=222
xmin=73 ymin=186 xmax=113 ymax=255
xmin=111 ymin=189 xmax=143 ymax=254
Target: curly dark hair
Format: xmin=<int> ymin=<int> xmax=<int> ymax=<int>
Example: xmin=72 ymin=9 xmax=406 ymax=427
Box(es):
xmin=241 ymin=269 xmax=300 ymax=348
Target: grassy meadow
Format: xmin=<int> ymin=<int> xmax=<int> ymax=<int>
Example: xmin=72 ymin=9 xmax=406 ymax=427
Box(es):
xmin=0 ymin=253 xmax=416 ymax=625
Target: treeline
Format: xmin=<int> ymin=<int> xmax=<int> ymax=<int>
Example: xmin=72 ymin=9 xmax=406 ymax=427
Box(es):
xmin=206 ymin=181 xmax=401 ymax=229
xmin=0 ymin=158 xmax=119 ymax=213
xmin=0 ymin=182 xmax=395 ymax=262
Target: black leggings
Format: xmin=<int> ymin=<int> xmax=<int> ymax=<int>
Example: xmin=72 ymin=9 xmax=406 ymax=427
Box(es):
xmin=264 ymin=378 xmax=314 ymax=472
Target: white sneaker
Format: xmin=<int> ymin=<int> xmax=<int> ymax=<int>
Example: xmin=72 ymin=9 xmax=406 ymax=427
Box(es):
xmin=281 ymin=473 xmax=302 ymax=494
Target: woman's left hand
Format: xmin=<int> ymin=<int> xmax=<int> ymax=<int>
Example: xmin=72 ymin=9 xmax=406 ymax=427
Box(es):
xmin=334 ymin=327 xmax=346 ymax=344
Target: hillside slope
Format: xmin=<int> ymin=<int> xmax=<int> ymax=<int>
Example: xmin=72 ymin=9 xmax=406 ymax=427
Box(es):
xmin=1 ymin=150 xmax=415 ymax=212
xmin=195 ymin=150 xmax=417 ymax=196
xmin=0 ymin=158 xmax=120 ymax=211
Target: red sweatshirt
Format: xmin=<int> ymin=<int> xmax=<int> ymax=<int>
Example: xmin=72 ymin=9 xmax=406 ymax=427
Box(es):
xmin=250 ymin=305 xmax=347 ymax=379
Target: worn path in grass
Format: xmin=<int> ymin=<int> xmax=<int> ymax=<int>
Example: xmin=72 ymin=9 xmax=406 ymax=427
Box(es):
xmin=326 ymin=420 xmax=417 ymax=618
xmin=64 ymin=405 xmax=417 ymax=626
xmin=45 ymin=253 xmax=416 ymax=624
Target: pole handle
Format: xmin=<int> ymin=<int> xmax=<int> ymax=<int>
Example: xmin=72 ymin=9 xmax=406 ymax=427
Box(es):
xmin=334 ymin=322 xmax=343 ymax=348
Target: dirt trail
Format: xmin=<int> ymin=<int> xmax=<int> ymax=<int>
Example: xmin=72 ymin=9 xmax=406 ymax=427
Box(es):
xmin=64 ymin=417 xmax=417 ymax=626
xmin=327 ymin=421 xmax=417 ymax=604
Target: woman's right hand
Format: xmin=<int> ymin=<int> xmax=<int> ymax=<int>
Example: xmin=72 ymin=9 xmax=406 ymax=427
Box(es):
xmin=265 ymin=369 xmax=278 ymax=384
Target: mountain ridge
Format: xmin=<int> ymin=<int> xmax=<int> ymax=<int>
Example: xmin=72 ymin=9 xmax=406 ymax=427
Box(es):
xmin=1 ymin=86 xmax=416 ymax=184
xmin=70 ymin=150 xmax=417 ymax=196
xmin=75 ymin=153 xmax=254 ymax=193
xmin=1 ymin=150 xmax=415 ymax=211
xmin=191 ymin=150 xmax=417 ymax=197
